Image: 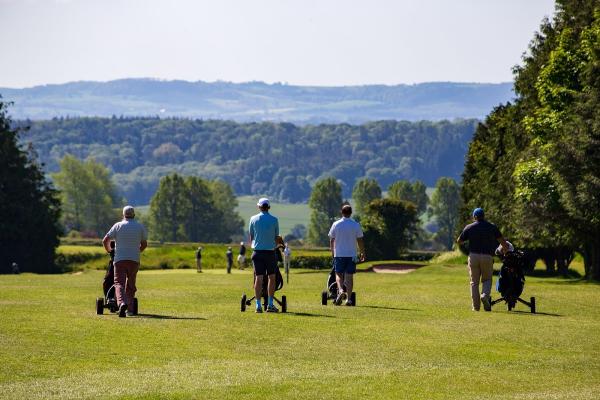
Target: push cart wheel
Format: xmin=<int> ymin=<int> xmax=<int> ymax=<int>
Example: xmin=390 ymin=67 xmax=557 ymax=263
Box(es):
xmin=321 ymin=291 xmax=328 ymax=306
xmin=281 ymin=295 xmax=287 ymax=313
xmin=96 ymin=297 xmax=104 ymax=315
xmin=350 ymin=292 xmax=356 ymax=307
xmin=241 ymin=294 xmax=247 ymax=312
xmin=507 ymin=303 xmax=512 ymax=312
xmin=132 ymin=298 xmax=138 ymax=315
xmin=530 ymin=297 xmax=536 ymax=314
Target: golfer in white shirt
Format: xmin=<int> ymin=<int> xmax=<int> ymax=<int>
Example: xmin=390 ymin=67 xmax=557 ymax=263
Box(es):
xmin=328 ymin=204 xmax=366 ymax=306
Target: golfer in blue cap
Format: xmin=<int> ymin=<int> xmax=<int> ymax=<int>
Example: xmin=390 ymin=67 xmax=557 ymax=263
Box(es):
xmin=456 ymin=208 xmax=509 ymax=311
xmin=248 ymin=197 xmax=282 ymax=313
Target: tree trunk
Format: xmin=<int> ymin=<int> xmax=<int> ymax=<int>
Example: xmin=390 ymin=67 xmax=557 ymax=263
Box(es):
xmin=583 ymin=235 xmax=600 ymax=281
xmin=541 ymin=248 xmax=556 ymax=274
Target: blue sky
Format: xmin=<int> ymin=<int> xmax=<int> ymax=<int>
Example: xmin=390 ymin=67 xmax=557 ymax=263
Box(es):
xmin=0 ymin=0 xmax=556 ymax=88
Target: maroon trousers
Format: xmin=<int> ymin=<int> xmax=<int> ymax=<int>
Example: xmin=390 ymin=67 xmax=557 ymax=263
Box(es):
xmin=114 ymin=260 xmax=139 ymax=309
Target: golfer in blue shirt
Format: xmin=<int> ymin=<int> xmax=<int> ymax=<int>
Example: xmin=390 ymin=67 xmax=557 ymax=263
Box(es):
xmin=248 ymin=198 xmax=282 ymax=313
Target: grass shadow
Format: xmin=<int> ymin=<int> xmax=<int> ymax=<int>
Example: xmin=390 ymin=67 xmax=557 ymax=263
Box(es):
xmin=526 ymin=269 xmax=583 ymax=279
xmin=135 ymin=313 xmax=206 ymax=320
xmin=359 ymin=305 xmax=421 ymax=312
xmin=511 ymin=310 xmax=562 ymax=317
xmin=285 ymin=311 xmax=335 ymax=318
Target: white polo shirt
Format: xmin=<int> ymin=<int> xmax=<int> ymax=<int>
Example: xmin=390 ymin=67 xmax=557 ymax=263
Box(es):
xmin=105 ymin=218 xmax=148 ymax=263
xmin=328 ymin=217 xmax=363 ymax=258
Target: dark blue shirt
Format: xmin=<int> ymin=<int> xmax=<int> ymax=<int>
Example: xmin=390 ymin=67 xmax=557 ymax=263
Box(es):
xmin=458 ymin=220 xmax=502 ymax=256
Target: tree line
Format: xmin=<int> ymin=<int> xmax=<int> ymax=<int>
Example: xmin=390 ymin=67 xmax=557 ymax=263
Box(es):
xmin=460 ymin=0 xmax=600 ymax=280
xmin=17 ymin=117 xmax=477 ymax=204
xmin=306 ymin=176 xmax=461 ymax=258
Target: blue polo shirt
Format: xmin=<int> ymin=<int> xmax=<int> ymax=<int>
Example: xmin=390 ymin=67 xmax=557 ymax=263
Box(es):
xmin=248 ymin=211 xmax=279 ymax=250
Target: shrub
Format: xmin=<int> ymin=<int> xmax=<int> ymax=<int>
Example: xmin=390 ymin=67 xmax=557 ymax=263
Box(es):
xmin=289 ymin=255 xmax=332 ymax=270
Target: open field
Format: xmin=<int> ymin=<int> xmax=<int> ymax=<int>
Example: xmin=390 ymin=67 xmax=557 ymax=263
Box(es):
xmin=235 ymin=196 xmax=310 ymax=236
xmin=1 ymin=255 xmax=599 ymax=399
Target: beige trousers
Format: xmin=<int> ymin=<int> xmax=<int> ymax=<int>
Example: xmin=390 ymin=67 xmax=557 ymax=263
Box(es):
xmin=468 ymin=253 xmax=494 ymax=310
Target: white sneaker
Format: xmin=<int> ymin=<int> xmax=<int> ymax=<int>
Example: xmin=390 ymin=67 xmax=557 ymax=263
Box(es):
xmin=334 ymin=292 xmax=347 ymax=306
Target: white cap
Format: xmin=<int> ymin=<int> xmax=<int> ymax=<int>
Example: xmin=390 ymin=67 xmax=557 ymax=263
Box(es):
xmin=123 ymin=205 xmax=135 ymax=218
xmin=257 ymin=197 xmax=270 ymax=207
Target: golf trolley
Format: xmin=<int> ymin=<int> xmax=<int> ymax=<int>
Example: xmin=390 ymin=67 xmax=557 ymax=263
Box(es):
xmin=96 ymin=242 xmax=138 ymax=315
xmin=321 ymin=266 xmax=356 ymax=306
xmin=241 ymin=267 xmax=287 ymax=313
xmin=491 ymin=250 xmax=536 ymax=313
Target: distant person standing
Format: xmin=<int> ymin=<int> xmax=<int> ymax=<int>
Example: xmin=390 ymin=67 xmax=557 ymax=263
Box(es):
xmin=237 ymin=241 xmax=247 ymax=270
xmin=457 ymin=208 xmax=509 ymax=312
xmin=11 ymin=262 xmax=20 ymax=274
xmin=226 ymin=247 xmax=233 ymax=274
xmin=102 ymin=206 xmax=147 ymax=318
xmin=283 ymin=242 xmax=291 ymax=282
xmin=249 ymin=198 xmax=282 ymax=313
xmin=328 ymin=205 xmax=365 ymax=306
xmin=196 ymin=246 xmax=203 ymax=273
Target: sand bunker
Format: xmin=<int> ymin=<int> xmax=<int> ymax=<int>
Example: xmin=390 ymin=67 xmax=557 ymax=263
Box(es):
xmin=368 ymin=263 xmax=425 ymax=274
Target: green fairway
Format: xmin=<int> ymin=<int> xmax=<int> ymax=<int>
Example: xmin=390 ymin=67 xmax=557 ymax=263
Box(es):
xmin=1 ymin=258 xmax=599 ymax=399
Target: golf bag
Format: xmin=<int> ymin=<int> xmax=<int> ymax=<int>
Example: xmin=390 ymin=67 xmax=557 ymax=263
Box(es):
xmin=240 ymin=260 xmax=287 ymax=312
xmin=492 ymin=250 xmax=536 ymax=313
xmin=321 ymin=266 xmax=356 ymax=306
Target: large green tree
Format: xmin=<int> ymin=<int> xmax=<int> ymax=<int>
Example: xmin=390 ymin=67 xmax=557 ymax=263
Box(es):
xmin=362 ymin=199 xmax=419 ymax=260
xmin=307 ymin=177 xmax=343 ymax=246
xmin=0 ymin=100 xmax=61 ymax=273
xmin=388 ymin=180 xmax=428 ymax=215
xmin=52 ymin=154 xmax=120 ymax=237
xmin=352 ymin=178 xmax=382 ymax=216
xmin=430 ymin=177 xmax=461 ymax=250
xmin=461 ymin=1 xmax=600 ymax=279
xmin=149 ymin=174 xmax=190 ymax=242
xmin=149 ymin=174 xmax=242 ymax=243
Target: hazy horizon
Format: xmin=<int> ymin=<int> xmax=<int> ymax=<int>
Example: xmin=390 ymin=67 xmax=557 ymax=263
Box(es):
xmin=0 ymin=0 xmax=555 ymax=88
xmin=0 ymin=77 xmax=514 ymax=90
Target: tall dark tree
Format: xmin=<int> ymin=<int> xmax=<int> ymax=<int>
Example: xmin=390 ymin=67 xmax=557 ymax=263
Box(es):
xmin=0 ymin=100 xmax=61 ymax=273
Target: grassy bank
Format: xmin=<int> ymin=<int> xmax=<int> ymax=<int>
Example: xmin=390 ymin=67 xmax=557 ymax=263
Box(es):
xmin=57 ymin=241 xmax=329 ymax=271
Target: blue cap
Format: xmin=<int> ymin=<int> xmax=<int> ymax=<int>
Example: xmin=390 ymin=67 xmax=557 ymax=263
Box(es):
xmin=472 ymin=208 xmax=484 ymax=218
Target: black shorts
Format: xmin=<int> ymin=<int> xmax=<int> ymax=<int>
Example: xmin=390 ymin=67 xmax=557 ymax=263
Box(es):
xmin=252 ymin=250 xmax=277 ymax=276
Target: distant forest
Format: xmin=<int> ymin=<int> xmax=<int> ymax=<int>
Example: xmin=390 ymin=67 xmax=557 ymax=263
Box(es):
xmin=17 ymin=117 xmax=478 ymax=204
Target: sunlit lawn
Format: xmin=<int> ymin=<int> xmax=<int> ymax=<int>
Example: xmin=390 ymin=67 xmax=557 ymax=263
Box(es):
xmin=0 ymin=257 xmax=598 ymax=399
